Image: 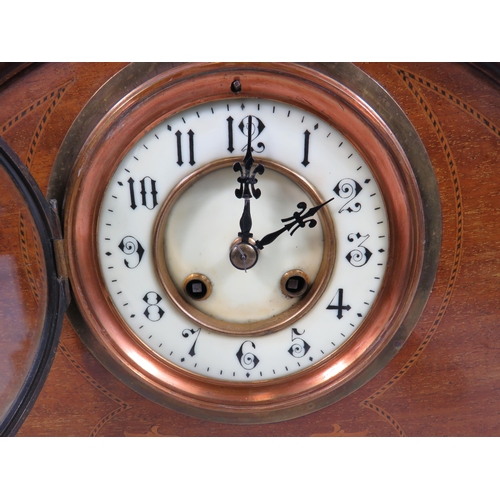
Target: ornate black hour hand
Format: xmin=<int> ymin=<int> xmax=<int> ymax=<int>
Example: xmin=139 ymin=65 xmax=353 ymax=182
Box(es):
xmin=233 ymin=115 xmax=265 ymax=200
xmin=230 ymin=198 xmax=259 ymax=271
xmin=255 ymin=197 xmax=334 ymax=250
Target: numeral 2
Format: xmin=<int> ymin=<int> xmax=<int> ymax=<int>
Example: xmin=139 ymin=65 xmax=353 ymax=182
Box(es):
xmin=333 ymin=178 xmax=362 ymax=213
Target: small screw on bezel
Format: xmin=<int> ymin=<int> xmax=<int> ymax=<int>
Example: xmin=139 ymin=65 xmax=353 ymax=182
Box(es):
xmin=231 ymin=79 xmax=242 ymax=94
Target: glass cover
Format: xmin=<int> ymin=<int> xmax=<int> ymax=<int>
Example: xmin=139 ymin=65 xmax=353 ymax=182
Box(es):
xmin=0 ymin=161 xmax=48 ymax=425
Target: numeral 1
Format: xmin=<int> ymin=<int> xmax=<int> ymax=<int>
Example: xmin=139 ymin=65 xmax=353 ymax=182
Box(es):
xmin=227 ymin=116 xmax=234 ymax=153
xmin=302 ymin=130 xmax=311 ymax=167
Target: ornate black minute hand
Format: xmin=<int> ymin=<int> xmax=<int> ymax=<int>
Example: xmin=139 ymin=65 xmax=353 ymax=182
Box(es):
xmin=233 ymin=115 xmax=265 ymax=201
xmin=255 ymin=197 xmax=334 ymax=250
xmin=232 ymin=115 xmax=266 ymax=245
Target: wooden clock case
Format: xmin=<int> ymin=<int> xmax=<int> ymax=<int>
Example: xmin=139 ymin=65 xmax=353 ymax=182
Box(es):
xmin=0 ymin=62 xmax=499 ymax=436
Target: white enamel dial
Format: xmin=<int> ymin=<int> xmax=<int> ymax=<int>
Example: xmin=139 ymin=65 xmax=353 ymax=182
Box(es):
xmin=97 ymin=98 xmax=389 ymax=382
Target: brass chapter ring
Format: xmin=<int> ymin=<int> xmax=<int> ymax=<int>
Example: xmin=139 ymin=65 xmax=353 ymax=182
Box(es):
xmin=152 ymin=158 xmax=336 ymax=336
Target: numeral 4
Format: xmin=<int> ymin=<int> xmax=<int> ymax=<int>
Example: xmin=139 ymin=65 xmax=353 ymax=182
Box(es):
xmin=327 ymin=288 xmax=351 ymax=319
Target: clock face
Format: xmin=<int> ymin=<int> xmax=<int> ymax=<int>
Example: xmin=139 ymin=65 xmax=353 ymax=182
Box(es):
xmin=62 ymin=63 xmax=436 ymax=422
xmin=97 ymin=98 xmax=388 ymax=382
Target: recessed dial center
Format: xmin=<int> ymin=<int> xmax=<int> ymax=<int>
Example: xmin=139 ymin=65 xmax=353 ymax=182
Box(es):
xmin=154 ymin=160 xmax=335 ymax=333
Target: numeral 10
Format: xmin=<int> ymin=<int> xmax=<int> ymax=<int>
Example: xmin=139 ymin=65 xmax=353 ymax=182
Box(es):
xmin=128 ymin=176 xmax=158 ymax=210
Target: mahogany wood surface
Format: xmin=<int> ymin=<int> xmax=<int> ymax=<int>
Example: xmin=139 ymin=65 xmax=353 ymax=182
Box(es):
xmin=1 ymin=62 xmax=498 ymax=436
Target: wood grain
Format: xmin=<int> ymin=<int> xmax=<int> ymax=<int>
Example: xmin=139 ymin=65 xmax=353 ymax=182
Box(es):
xmin=1 ymin=62 xmax=498 ymax=436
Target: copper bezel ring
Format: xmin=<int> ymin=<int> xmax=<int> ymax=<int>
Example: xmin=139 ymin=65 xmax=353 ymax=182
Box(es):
xmin=63 ymin=63 xmax=429 ymax=423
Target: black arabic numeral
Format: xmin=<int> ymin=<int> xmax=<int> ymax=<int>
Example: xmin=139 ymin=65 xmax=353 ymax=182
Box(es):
xmin=187 ymin=130 xmax=195 ymax=166
xmin=143 ymin=292 xmax=165 ymax=322
xmin=182 ymin=328 xmax=201 ymax=357
xmin=239 ymin=115 xmax=265 ymax=153
xmin=227 ymin=116 xmax=234 ymax=153
xmin=288 ymin=328 xmax=310 ymax=358
xmin=128 ymin=177 xmax=158 ymax=210
xmin=175 ymin=130 xmax=182 ymax=165
xmin=140 ymin=177 xmax=158 ymax=209
xmin=346 ymin=233 xmax=373 ymax=267
xmin=175 ymin=129 xmax=196 ymax=166
xmin=302 ymin=130 xmax=311 ymax=167
xmin=118 ymin=236 xmax=144 ymax=269
xmin=236 ymin=340 xmax=259 ymax=370
xmin=333 ymin=178 xmax=363 ymax=213
xmin=127 ymin=177 xmax=137 ymax=210
xmin=326 ymin=288 xmax=351 ymax=319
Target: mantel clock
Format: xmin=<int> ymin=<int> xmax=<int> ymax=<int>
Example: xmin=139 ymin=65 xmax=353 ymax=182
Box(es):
xmin=0 ymin=63 xmax=441 ymax=428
